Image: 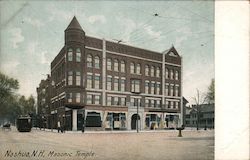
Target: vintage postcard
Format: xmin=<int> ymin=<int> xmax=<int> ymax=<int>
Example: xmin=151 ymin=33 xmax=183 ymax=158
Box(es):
xmin=0 ymin=0 xmax=248 ymax=160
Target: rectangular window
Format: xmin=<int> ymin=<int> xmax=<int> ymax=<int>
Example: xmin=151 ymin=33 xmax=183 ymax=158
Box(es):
xmin=87 ymin=74 xmax=92 ymax=88
xmin=156 ymin=82 xmax=160 ymax=95
xmin=121 ymin=79 xmax=125 ymax=92
xmin=107 ymin=96 xmax=112 ymax=106
xmin=170 ymin=85 xmax=174 ymax=96
xmin=114 ymin=78 xmax=119 ymax=91
xmin=121 ymin=61 xmax=125 ymax=72
xmin=151 ymin=81 xmax=155 ymax=94
xmin=114 ymin=97 xmax=119 ymax=105
xmin=87 ymin=94 xmax=92 ymax=104
xmin=165 ymin=83 xmax=169 ymax=96
xmin=68 ymin=52 xmax=73 ymax=61
xmin=120 ymin=97 xmax=126 ymax=106
xmin=76 ymin=93 xmax=80 ymax=103
xmin=76 ymin=52 xmax=81 ymax=62
xmin=131 ymin=80 xmax=140 ymax=93
xmin=145 ymin=81 xmax=149 ymax=94
xmin=68 ymin=93 xmax=72 ymax=103
xmin=166 ymin=100 xmax=169 ymax=108
xmin=145 ymin=99 xmax=149 ymax=107
xmin=170 ymin=101 xmax=174 ymax=108
xmin=175 ymin=85 xmax=179 ymax=97
xmin=107 ymin=76 xmax=112 ymax=90
xmin=175 ymin=102 xmax=179 ymax=109
xmin=94 ymin=95 xmax=100 ymax=105
xmin=95 ymin=75 xmax=100 ymax=89
xmin=107 ymin=59 xmax=112 ymax=70
xmin=150 ymin=100 xmax=154 ymax=108
xmin=76 ymin=72 xmax=81 ymax=86
xmin=68 ymin=71 xmax=73 ymax=85
xmin=156 ymin=100 xmax=161 ymax=108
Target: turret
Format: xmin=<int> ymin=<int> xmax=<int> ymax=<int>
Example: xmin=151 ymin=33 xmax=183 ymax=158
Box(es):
xmin=64 ymin=16 xmax=85 ymax=45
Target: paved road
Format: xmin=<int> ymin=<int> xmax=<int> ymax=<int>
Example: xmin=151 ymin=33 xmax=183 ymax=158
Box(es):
xmin=0 ymin=127 xmax=214 ymax=160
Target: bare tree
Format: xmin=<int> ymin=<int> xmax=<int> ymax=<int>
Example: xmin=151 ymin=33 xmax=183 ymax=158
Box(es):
xmin=192 ymin=89 xmax=207 ymax=130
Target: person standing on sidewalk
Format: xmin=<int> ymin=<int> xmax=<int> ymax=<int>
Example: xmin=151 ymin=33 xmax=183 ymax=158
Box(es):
xmin=57 ymin=121 xmax=61 ymax=133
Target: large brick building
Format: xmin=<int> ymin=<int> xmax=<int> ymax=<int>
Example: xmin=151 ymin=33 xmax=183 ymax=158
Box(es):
xmin=37 ymin=16 xmax=183 ymax=131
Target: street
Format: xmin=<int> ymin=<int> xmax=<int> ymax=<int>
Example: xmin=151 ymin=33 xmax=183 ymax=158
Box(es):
xmin=0 ymin=127 xmax=214 ymax=160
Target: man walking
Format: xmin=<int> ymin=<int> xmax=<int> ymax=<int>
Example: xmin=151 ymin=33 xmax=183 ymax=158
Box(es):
xmin=57 ymin=121 xmax=61 ymax=133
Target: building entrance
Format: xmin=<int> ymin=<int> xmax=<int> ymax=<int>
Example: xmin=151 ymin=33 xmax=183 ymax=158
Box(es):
xmin=131 ymin=114 xmax=140 ymax=130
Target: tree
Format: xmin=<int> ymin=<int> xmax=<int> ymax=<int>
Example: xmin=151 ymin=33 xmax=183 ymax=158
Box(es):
xmin=0 ymin=72 xmax=19 ymax=107
xmin=192 ymin=89 xmax=207 ymax=130
xmin=206 ymin=79 xmax=215 ymax=104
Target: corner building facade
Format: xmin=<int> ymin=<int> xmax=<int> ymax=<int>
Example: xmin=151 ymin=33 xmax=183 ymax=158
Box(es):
xmin=48 ymin=17 xmax=183 ymax=131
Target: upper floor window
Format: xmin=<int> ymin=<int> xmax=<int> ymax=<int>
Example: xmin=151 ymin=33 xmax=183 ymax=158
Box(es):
xmin=121 ymin=78 xmax=126 ymax=92
xmin=165 ymin=83 xmax=169 ymax=96
xmin=131 ymin=79 xmax=140 ymax=93
xmin=68 ymin=71 xmax=73 ymax=85
xmin=175 ymin=70 xmax=179 ymax=80
xmin=145 ymin=65 xmax=149 ymax=76
xmin=76 ymin=71 xmax=81 ymax=86
xmin=87 ymin=94 xmax=93 ymax=104
xmin=145 ymin=81 xmax=150 ymax=94
xmin=87 ymin=74 xmax=92 ymax=88
xmin=156 ymin=82 xmax=160 ymax=95
xmin=113 ymin=97 xmax=119 ymax=105
xmin=94 ymin=74 xmax=100 ymax=89
xmin=156 ymin=67 xmax=160 ymax=77
xmin=151 ymin=81 xmax=155 ymax=94
xmin=107 ymin=76 xmax=112 ymax=90
xmin=87 ymin=54 xmax=92 ymax=67
xmin=76 ymin=48 xmax=81 ymax=62
xmin=170 ymin=69 xmax=174 ymax=79
xmin=114 ymin=77 xmax=119 ymax=91
xmin=136 ymin=64 xmax=141 ymax=74
xmin=94 ymin=56 xmax=100 ymax=68
xmin=68 ymin=48 xmax=73 ymax=61
xmin=121 ymin=61 xmax=125 ymax=72
xmin=67 ymin=93 xmax=72 ymax=103
xmin=114 ymin=59 xmax=119 ymax=72
xmin=131 ymin=97 xmax=141 ymax=107
xmin=94 ymin=95 xmax=100 ymax=105
xmin=170 ymin=85 xmax=174 ymax=96
xmin=175 ymin=101 xmax=179 ymax=109
xmin=145 ymin=99 xmax=149 ymax=107
xmin=130 ymin=62 xmax=135 ymax=74
xmin=151 ymin=66 xmax=155 ymax=77
xmin=120 ymin=97 xmax=126 ymax=106
xmin=175 ymin=85 xmax=179 ymax=97
xmin=107 ymin=96 xmax=112 ymax=106
xmin=165 ymin=68 xmax=169 ymax=79
xmin=76 ymin=93 xmax=80 ymax=103
xmin=107 ymin=58 xmax=112 ymax=70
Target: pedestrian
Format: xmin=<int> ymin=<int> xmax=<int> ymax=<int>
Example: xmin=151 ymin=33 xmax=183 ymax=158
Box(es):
xmin=57 ymin=121 xmax=61 ymax=133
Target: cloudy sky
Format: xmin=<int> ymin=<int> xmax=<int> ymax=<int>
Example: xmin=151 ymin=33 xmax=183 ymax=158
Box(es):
xmin=0 ymin=1 xmax=214 ymax=104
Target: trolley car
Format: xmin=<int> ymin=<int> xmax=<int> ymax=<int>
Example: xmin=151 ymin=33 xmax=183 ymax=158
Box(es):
xmin=16 ymin=115 xmax=32 ymax=132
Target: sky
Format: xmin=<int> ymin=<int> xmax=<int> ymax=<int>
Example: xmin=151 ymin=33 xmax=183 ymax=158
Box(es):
xmin=0 ymin=0 xmax=214 ymax=105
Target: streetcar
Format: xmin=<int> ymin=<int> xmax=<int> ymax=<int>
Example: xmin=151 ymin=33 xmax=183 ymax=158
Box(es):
xmin=16 ymin=115 xmax=32 ymax=132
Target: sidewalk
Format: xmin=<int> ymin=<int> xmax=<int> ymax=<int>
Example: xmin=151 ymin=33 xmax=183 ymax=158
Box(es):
xmin=32 ymin=127 xmax=214 ymax=134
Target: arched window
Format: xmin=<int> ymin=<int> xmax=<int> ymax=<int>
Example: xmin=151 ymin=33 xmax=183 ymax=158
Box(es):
xmin=94 ymin=56 xmax=100 ymax=68
xmin=114 ymin=59 xmax=119 ymax=71
xmin=121 ymin=60 xmax=125 ymax=72
xmin=76 ymin=48 xmax=81 ymax=62
xmin=136 ymin=64 xmax=141 ymax=74
xmin=130 ymin=62 xmax=135 ymax=74
xmin=151 ymin=66 xmax=155 ymax=77
xmin=107 ymin=58 xmax=112 ymax=70
xmin=170 ymin=69 xmax=174 ymax=79
xmin=145 ymin=65 xmax=149 ymax=76
xmin=156 ymin=67 xmax=160 ymax=77
xmin=87 ymin=54 xmax=92 ymax=67
xmin=68 ymin=48 xmax=73 ymax=61
xmin=175 ymin=70 xmax=179 ymax=80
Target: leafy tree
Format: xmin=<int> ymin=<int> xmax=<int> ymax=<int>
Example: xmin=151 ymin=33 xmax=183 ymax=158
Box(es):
xmin=0 ymin=72 xmax=19 ymax=107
